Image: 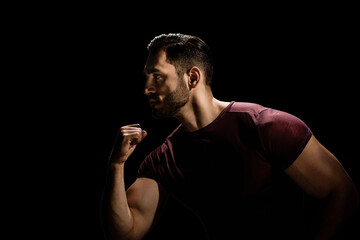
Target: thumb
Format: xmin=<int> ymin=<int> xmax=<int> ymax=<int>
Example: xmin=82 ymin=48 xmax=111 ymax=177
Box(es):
xmin=141 ymin=130 xmax=147 ymax=140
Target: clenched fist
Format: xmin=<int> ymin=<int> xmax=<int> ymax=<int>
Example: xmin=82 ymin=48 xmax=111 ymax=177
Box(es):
xmin=110 ymin=124 xmax=147 ymax=164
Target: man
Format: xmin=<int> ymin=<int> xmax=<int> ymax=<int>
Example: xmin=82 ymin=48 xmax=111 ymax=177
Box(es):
xmin=102 ymin=33 xmax=358 ymax=239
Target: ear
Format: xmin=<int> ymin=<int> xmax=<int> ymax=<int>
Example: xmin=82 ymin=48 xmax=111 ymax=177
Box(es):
xmin=187 ymin=67 xmax=201 ymax=90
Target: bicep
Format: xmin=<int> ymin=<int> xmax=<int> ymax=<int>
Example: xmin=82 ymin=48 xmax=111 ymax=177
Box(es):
xmin=126 ymin=177 xmax=167 ymax=238
xmin=285 ymin=135 xmax=353 ymax=199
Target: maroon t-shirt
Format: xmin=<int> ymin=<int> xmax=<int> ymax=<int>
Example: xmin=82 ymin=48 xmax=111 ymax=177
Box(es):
xmin=138 ymin=101 xmax=313 ymax=239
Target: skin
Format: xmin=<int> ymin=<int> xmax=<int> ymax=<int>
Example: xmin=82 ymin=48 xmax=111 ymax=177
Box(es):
xmin=106 ymin=49 xmax=359 ymax=240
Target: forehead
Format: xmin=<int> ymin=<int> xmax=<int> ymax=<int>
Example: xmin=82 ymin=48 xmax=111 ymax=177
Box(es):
xmin=144 ymin=49 xmax=176 ymax=74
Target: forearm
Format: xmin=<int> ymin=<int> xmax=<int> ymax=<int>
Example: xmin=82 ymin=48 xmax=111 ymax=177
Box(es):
xmin=108 ymin=163 xmax=134 ymax=239
xmin=311 ymin=185 xmax=359 ymax=240
xmin=102 ymin=124 xmax=149 ymax=239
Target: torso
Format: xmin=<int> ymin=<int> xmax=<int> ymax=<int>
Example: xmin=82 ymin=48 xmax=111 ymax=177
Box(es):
xmin=139 ymin=101 xmax=312 ymax=239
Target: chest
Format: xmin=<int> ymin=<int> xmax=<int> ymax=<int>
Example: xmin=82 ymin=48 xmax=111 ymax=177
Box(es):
xmin=168 ymin=132 xmax=274 ymax=199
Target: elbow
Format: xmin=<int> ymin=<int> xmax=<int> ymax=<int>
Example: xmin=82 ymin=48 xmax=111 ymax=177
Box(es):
xmin=332 ymin=178 xmax=359 ymax=214
xmin=108 ymin=230 xmax=140 ymax=240
xmin=108 ymin=225 xmax=140 ymax=240
xmin=345 ymin=178 xmax=359 ymax=212
xmin=107 ymin=217 xmax=137 ymax=240
xmin=108 ymin=221 xmax=143 ymax=240
xmin=351 ymin=184 xmax=359 ymax=211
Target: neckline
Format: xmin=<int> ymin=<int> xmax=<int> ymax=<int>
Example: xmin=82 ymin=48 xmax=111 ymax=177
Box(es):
xmin=181 ymin=101 xmax=235 ymax=135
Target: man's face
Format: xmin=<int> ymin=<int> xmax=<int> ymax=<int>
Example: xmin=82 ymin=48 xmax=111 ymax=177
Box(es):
xmin=144 ymin=50 xmax=190 ymax=119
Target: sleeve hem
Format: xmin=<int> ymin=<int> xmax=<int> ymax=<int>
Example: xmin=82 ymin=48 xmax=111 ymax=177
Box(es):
xmin=282 ymin=129 xmax=313 ymax=170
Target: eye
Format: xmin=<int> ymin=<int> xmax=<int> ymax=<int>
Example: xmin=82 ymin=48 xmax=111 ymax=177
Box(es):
xmin=153 ymin=74 xmax=162 ymax=82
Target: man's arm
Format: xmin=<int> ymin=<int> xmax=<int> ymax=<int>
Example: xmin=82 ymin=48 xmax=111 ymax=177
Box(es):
xmin=103 ymin=124 xmax=167 ymax=240
xmin=285 ymin=135 xmax=359 ymax=240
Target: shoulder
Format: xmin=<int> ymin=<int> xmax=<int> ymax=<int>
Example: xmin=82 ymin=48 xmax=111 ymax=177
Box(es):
xmin=138 ymin=142 xmax=170 ymax=181
xmin=228 ymin=102 xmax=306 ymax=128
xmin=144 ymin=124 xmax=182 ymax=162
xmin=226 ymin=102 xmax=269 ymax=128
xmin=138 ymin=125 xmax=185 ymax=186
xmin=254 ymin=106 xmax=313 ymax=169
xmin=228 ymin=102 xmax=267 ymax=115
xmin=225 ymin=101 xmax=311 ymax=129
xmin=255 ymin=107 xmax=310 ymax=133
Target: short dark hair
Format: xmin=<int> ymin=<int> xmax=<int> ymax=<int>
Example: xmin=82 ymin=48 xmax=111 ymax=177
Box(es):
xmin=147 ymin=33 xmax=213 ymax=86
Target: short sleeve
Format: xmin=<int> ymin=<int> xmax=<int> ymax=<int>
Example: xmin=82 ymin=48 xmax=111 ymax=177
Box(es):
xmin=137 ymin=145 xmax=162 ymax=181
xmin=256 ymin=108 xmax=313 ymax=170
xmin=137 ymin=143 xmax=176 ymax=190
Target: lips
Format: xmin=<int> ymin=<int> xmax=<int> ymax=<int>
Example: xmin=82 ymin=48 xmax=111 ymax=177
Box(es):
xmin=149 ymin=99 xmax=160 ymax=106
xmin=150 ymin=102 xmax=159 ymax=107
xmin=149 ymin=95 xmax=160 ymax=103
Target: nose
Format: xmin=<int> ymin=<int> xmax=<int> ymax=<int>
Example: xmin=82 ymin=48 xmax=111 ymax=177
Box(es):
xmin=144 ymin=79 xmax=156 ymax=95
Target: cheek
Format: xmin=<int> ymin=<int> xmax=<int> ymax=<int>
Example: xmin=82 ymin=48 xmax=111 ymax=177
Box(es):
xmin=156 ymin=84 xmax=170 ymax=96
xmin=157 ymin=79 xmax=176 ymax=95
xmin=153 ymin=85 xmax=169 ymax=103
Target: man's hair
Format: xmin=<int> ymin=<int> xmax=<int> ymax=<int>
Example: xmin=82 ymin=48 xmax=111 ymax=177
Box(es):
xmin=147 ymin=33 xmax=214 ymax=86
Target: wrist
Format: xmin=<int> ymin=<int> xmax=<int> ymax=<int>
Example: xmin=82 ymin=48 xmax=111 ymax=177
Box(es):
xmin=110 ymin=161 xmax=125 ymax=170
xmin=110 ymin=154 xmax=128 ymax=165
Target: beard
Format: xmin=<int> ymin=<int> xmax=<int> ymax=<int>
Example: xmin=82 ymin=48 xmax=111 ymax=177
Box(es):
xmin=150 ymin=79 xmax=190 ymax=119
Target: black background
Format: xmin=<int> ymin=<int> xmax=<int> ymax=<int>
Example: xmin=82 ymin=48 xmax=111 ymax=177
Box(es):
xmin=9 ymin=4 xmax=359 ymax=239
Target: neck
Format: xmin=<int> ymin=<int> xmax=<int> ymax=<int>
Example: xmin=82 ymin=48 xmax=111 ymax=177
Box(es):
xmin=175 ymin=91 xmax=230 ymax=132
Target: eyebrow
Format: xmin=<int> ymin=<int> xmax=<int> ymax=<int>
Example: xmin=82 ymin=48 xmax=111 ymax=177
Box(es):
xmin=143 ymin=67 xmax=161 ymax=75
